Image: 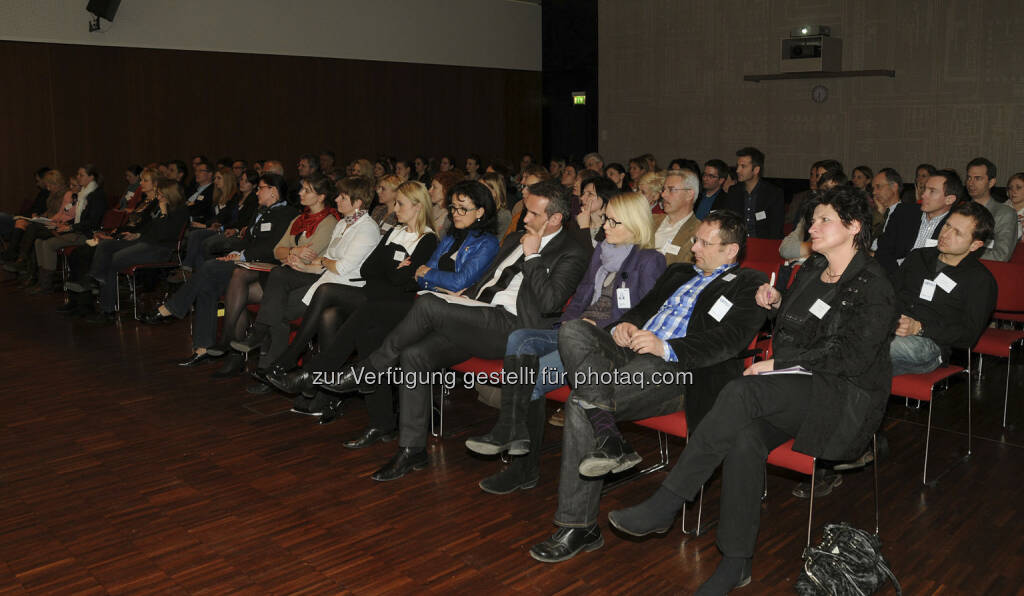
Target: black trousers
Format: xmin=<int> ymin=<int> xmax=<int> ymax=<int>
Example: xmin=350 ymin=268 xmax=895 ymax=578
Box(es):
xmin=366 ymin=294 xmax=516 ymax=447
xmin=661 ymin=374 xmax=811 ymax=558
xmin=306 ymin=296 xmax=415 ymax=430
xmin=273 ymin=283 xmax=368 ymax=370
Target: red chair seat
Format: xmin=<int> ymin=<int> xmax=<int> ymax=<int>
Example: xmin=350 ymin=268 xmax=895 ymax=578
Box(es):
xmin=993 ymin=311 xmax=1024 ymax=323
xmin=973 ymin=329 xmax=1024 ymax=358
xmin=634 ymin=411 xmax=687 ymax=437
xmin=766 ymin=439 xmax=815 ymax=475
xmin=544 ymin=385 xmax=570 ymax=403
xmin=890 ymin=365 xmax=965 ymax=402
xmin=246 ymin=304 xmax=260 ymax=314
xmin=125 ymin=261 xmax=177 ymax=274
xmin=451 ymin=357 xmax=502 ymax=375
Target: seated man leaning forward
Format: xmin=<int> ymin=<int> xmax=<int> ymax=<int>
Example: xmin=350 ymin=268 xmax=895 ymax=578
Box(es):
xmin=890 ymin=200 xmax=997 ymax=375
xmin=606 ymin=186 xmax=896 ymax=596
xmin=528 ymin=210 xmax=767 ymax=565
xmin=329 ymin=180 xmax=592 ymax=481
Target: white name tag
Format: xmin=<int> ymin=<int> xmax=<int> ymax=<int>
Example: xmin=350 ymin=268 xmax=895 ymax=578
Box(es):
xmin=260 ymin=222 xmax=272 ymax=231
xmin=393 ymin=250 xmax=405 ymax=261
xmin=934 ymin=272 xmax=956 ymax=293
xmin=755 ymin=210 xmax=767 ymax=221
xmin=663 ymin=243 xmax=681 ymax=255
xmin=924 ymin=238 xmax=938 ymax=247
xmin=919 ymin=279 xmax=937 ymax=301
xmin=381 ymin=223 xmax=393 ymax=231
xmin=722 ymin=273 xmax=736 ymax=282
xmin=616 ymin=287 xmax=631 ymax=309
xmin=809 ymin=299 xmax=831 ymax=319
xmin=709 ymin=295 xmax=733 ymax=322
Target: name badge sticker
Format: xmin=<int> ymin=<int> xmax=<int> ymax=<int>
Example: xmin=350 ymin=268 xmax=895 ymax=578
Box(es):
xmin=663 ymin=243 xmax=681 ymax=255
xmin=616 ymin=287 xmax=631 ymax=309
xmin=934 ymin=272 xmax=956 ymax=293
xmin=393 ymin=250 xmax=405 ymax=262
xmin=919 ymin=279 xmax=937 ymax=301
xmin=260 ymin=222 xmax=272 ymax=232
xmin=380 ymin=223 xmax=393 ymax=231
xmin=709 ymin=295 xmax=733 ymax=322
xmin=722 ymin=273 xmax=737 ymax=282
xmin=809 ymin=299 xmax=831 ymax=319
xmin=755 ymin=211 xmax=767 ymax=221
xmin=924 ymin=238 xmax=938 ymax=248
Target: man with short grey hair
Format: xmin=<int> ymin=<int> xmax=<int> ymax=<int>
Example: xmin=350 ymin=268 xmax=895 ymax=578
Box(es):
xmin=582 ymin=152 xmax=604 ymax=173
xmin=654 ymin=169 xmax=701 ymax=265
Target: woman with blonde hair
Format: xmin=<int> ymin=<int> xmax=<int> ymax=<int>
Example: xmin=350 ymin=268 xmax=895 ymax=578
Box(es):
xmin=208 ymin=167 xmax=241 ymax=229
xmin=3 ymin=170 xmax=69 ymax=275
xmin=637 ymin=170 xmax=666 ymax=214
xmin=259 ymin=179 xmax=437 ymax=378
xmin=481 ymin=171 xmax=511 ymax=235
xmin=465 ymin=190 xmax=666 ymax=493
xmin=350 ymin=158 xmax=374 ymax=180
xmin=372 ymin=174 xmax=402 ymax=229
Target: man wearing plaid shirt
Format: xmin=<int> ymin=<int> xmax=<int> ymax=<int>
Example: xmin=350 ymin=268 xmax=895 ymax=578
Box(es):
xmin=529 ymin=211 xmax=768 ymax=564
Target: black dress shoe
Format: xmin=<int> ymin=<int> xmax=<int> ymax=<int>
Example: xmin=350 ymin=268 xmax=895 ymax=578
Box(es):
xmin=344 ymin=427 xmax=397 ymax=449
xmin=371 ymin=447 xmax=428 ymax=481
xmin=317 ymin=399 xmax=345 ymax=424
xmin=266 ymin=366 xmax=314 ymax=395
xmin=178 ymin=351 xmax=215 ymax=367
xmin=529 ymin=526 xmax=603 ymax=563
xmin=322 ymin=361 xmax=377 ymax=395
xmin=141 ymin=310 xmax=174 ymax=325
xmin=211 ymin=353 xmax=246 ymax=378
xmin=289 ymin=395 xmax=322 ymax=416
xmin=577 ymin=435 xmax=642 ymax=478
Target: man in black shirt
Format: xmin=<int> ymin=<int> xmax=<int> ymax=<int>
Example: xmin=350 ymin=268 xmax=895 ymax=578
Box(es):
xmin=891 ymin=201 xmax=997 ymax=375
xmin=714 ymin=147 xmax=784 ymax=238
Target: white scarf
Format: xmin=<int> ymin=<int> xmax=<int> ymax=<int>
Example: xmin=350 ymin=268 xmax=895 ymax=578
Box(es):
xmin=76 ymin=180 xmax=98 ymax=224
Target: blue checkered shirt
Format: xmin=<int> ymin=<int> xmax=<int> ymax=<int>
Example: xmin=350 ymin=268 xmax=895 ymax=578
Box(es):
xmin=642 ymin=263 xmax=733 ymax=362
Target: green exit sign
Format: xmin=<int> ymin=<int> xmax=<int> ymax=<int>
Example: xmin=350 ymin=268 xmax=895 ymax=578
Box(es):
xmin=572 ymin=92 xmax=586 ymax=105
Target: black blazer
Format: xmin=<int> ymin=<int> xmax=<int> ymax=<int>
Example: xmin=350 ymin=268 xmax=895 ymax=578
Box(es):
xmin=240 ymin=203 xmax=299 ymax=263
xmin=466 ymin=227 xmax=591 ymax=331
xmin=70 ymin=186 xmax=107 ymax=235
xmin=895 ymin=248 xmax=996 ymax=360
xmin=616 ymin=263 xmax=768 ymax=429
xmin=874 ymin=203 xmax=950 ymax=277
xmin=771 ymin=252 xmax=897 ymax=461
xmin=715 ymin=179 xmax=784 ymax=238
xmin=186 ymin=184 xmax=216 ymax=224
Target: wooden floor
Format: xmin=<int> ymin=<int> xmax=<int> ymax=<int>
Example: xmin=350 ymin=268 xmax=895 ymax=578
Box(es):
xmin=2 ymin=280 xmax=1024 ymax=595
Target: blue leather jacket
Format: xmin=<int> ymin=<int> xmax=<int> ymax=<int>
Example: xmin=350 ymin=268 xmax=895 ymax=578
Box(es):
xmin=418 ymin=230 xmax=500 ymax=292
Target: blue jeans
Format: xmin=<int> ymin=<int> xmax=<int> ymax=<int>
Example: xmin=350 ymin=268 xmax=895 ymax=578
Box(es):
xmin=890 ymin=335 xmax=942 ymax=376
xmin=505 ymin=328 xmax=565 ymax=400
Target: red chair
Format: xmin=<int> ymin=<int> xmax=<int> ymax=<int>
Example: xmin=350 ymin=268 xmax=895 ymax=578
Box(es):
xmin=744 ymin=237 xmax=783 ymax=261
xmin=1010 ymin=242 xmax=1024 ymax=264
xmin=975 ymin=261 xmax=1024 ymax=426
xmin=890 ymin=365 xmax=969 ymax=484
xmin=766 ymin=436 xmax=881 ymax=548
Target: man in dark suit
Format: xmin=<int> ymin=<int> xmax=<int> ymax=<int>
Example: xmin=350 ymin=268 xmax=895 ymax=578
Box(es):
xmin=331 ymin=180 xmax=591 ymax=481
xmin=185 ymin=159 xmax=216 ymax=224
xmin=872 ymin=168 xmax=921 ymax=276
xmin=527 ymin=211 xmax=767 ymax=564
xmin=713 ymin=147 xmax=784 ymax=238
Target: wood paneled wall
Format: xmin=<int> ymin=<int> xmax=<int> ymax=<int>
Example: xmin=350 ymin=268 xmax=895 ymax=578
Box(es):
xmin=0 ymin=41 xmax=542 ymax=210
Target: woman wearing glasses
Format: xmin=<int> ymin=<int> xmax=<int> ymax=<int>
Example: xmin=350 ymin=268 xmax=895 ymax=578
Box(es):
xmin=265 ymin=181 xmax=498 ymax=427
xmin=464 ymin=191 xmax=666 ymax=494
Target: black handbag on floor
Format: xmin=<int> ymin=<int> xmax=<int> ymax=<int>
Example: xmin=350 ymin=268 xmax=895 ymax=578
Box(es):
xmin=794 ymin=522 xmax=901 ymax=595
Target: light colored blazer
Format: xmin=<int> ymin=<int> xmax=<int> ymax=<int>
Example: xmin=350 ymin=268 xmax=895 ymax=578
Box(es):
xmin=302 ymin=215 xmax=380 ymax=304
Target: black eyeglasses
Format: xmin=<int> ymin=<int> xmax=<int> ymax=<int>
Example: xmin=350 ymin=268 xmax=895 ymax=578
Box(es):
xmin=601 ymin=215 xmax=623 ymax=228
xmin=449 ymin=205 xmax=476 ymax=216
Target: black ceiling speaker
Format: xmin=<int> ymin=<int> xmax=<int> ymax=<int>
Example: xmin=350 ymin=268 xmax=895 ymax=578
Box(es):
xmin=87 ymin=0 xmax=121 ymax=22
